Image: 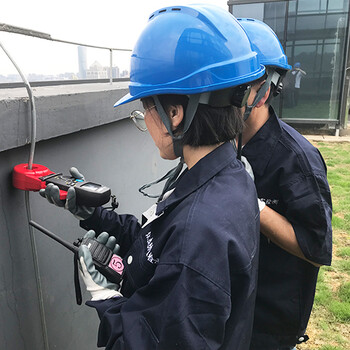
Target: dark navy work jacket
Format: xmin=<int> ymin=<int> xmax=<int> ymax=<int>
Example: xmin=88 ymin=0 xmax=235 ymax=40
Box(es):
xmin=242 ymin=108 xmax=332 ymax=349
xmin=81 ymin=142 xmax=260 ymax=350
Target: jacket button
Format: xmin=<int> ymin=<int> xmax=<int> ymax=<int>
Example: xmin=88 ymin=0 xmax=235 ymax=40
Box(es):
xmin=127 ymin=255 xmax=133 ymax=265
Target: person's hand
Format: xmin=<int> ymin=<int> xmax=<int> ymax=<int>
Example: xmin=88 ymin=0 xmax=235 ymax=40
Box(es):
xmin=78 ymin=230 xmax=123 ymax=301
xmin=258 ymin=199 xmax=266 ymax=212
xmin=39 ymin=167 xmax=95 ymax=220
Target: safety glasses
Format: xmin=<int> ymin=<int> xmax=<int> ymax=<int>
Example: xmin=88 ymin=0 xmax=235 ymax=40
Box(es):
xmin=129 ymin=105 xmax=156 ymax=132
xmin=130 ymin=110 xmax=148 ymax=132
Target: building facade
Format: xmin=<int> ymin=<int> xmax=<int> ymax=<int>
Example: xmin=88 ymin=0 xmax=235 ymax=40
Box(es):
xmin=229 ymin=0 xmax=350 ymax=130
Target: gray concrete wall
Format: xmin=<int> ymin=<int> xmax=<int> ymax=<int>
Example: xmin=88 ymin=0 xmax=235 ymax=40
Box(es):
xmin=0 ymin=83 xmax=176 ymax=349
xmin=0 ymin=82 xmax=134 ymax=152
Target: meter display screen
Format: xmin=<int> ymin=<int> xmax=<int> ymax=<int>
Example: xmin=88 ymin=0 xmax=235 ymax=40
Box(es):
xmin=81 ymin=182 xmax=102 ymax=191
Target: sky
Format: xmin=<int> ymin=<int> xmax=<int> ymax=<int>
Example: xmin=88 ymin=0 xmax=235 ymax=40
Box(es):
xmin=0 ymin=0 xmax=230 ymax=77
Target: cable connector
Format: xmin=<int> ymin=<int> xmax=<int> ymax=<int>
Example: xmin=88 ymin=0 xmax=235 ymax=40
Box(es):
xmin=108 ymin=195 xmax=119 ymax=211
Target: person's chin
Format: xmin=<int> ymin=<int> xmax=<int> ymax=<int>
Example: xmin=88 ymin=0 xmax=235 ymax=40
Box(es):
xmin=159 ymin=150 xmax=177 ymax=161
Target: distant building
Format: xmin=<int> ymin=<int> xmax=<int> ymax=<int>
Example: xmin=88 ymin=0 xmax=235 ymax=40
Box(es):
xmin=28 ymin=73 xmax=55 ymax=81
xmin=85 ymin=61 xmax=125 ymax=80
xmin=106 ymin=66 xmax=120 ymax=79
xmin=58 ymin=72 xmax=78 ymax=80
xmin=0 ymin=74 xmax=20 ymax=83
xmin=114 ymin=66 xmax=120 ymax=78
xmin=120 ymin=69 xmax=129 ymax=78
xmin=78 ymin=46 xmax=87 ymax=79
xmin=85 ymin=61 xmax=108 ymax=79
xmin=113 ymin=66 xmax=120 ymax=79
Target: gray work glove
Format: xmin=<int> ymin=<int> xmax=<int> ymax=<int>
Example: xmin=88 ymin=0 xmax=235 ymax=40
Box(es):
xmin=39 ymin=167 xmax=95 ymax=220
xmin=78 ymin=230 xmax=123 ymax=301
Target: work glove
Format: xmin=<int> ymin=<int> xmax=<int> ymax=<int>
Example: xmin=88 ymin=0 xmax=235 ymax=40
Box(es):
xmin=78 ymin=230 xmax=123 ymax=301
xmin=240 ymin=156 xmax=266 ymax=212
xmin=39 ymin=167 xmax=95 ymax=220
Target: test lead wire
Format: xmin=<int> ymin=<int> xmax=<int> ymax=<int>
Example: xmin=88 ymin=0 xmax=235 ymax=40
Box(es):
xmin=0 ymin=41 xmax=49 ymax=350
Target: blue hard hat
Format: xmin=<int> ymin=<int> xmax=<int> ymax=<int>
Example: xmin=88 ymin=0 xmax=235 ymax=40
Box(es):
xmin=294 ymin=62 xmax=301 ymax=68
xmin=237 ymin=18 xmax=291 ymax=71
xmin=115 ymin=4 xmax=265 ymax=106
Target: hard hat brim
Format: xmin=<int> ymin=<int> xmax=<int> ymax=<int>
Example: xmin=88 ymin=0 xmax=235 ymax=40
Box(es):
xmin=114 ymin=65 xmax=266 ymax=107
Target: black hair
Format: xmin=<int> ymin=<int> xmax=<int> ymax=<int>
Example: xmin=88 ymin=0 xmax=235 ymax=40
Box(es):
xmin=143 ymin=94 xmax=243 ymax=147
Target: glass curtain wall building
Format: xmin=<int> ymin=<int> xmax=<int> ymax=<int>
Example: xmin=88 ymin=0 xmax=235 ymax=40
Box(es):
xmin=229 ymin=0 xmax=350 ymax=129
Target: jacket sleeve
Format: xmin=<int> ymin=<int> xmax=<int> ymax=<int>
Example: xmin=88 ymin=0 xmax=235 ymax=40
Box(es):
xmin=281 ymin=171 xmax=332 ymax=265
xmin=86 ymin=263 xmax=231 ymax=350
xmin=80 ymin=207 xmax=141 ymax=256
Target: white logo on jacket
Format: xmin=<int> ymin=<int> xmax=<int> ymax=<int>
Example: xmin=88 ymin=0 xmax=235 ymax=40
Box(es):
xmin=145 ymin=231 xmax=159 ymax=264
xmin=260 ymin=198 xmax=279 ymax=205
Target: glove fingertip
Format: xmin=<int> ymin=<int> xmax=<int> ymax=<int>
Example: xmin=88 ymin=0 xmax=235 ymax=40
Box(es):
xmin=67 ymin=186 xmax=76 ymax=194
xmin=96 ymin=232 xmax=109 ymax=244
xmin=84 ymin=230 xmax=96 ymax=239
xmin=66 ymin=187 xmax=76 ymax=201
xmin=65 ymin=187 xmax=77 ymax=212
xmin=113 ymin=244 xmax=121 ymax=255
xmin=70 ymin=166 xmax=84 ymax=180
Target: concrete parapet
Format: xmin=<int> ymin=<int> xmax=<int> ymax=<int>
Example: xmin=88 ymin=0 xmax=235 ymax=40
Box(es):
xmin=0 ymin=82 xmax=141 ymax=152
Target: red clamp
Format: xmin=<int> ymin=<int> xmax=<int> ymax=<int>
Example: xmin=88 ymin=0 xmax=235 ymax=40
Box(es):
xmin=13 ymin=163 xmax=67 ymax=200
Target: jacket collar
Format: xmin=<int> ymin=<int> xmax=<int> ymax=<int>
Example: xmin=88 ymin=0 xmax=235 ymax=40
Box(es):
xmin=156 ymin=142 xmax=238 ymax=215
xmin=242 ymin=106 xmax=282 ymax=177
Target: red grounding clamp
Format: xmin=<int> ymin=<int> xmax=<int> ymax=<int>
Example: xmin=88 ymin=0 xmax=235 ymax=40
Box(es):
xmin=13 ymin=163 xmax=55 ymax=191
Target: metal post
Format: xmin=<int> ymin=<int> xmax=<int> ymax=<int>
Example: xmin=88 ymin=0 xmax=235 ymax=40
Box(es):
xmin=109 ymin=49 xmax=113 ymax=85
xmin=338 ymin=3 xmax=350 ymax=129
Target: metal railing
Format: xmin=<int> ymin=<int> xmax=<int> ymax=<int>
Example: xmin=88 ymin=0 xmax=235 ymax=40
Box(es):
xmin=0 ymin=22 xmax=132 ymax=85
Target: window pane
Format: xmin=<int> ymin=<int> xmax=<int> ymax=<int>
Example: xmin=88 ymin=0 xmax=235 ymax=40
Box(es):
xmin=297 ymin=0 xmax=322 ymax=14
xmin=231 ymin=0 xmax=350 ymax=123
xmin=232 ymin=4 xmax=264 ymax=20
xmin=288 ymin=1 xmax=297 ymax=15
xmin=326 ymin=14 xmax=348 ymax=30
xmin=328 ymin=0 xmax=346 ymax=12
xmin=264 ymin=2 xmax=286 ymax=19
xmin=295 ymin=15 xmax=326 ymax=32
xmin=321 ymin=0 xmax=328 ymax=11
xmin=264 ymin=18 xmax=285 ymax=38
xmin=282 ymin=10 xmax=348 ymax=121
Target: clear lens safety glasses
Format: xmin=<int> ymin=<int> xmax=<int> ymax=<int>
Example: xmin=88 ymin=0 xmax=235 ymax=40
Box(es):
xmin=130 ymin=110 xmax=147 ymax=132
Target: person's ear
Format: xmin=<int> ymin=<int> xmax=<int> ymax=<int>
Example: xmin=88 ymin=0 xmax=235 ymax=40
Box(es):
xmin=255 ymin=87 xmax=271 ymax=108
xmin=168 ymin=105 xmax=184 ymax=130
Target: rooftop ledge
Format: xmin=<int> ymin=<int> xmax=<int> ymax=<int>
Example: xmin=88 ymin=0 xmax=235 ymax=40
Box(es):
xmin=0 ymin=81 xmax=141 ymax=153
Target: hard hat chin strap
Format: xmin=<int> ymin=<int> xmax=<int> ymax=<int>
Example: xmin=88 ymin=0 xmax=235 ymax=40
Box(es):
xmin=237 ymin=68 xmax=280 ymax=160
xmin=153 ymin=94 xmax=201 ymax=158
xmin=154 ymin=85 xmax=252 ymax=158
xmin=138 ymin=94 xmax=204 ymax=201
xmin=243 ymin=67 xmax=279 ymax=121
xmin=138 ymin=95 xmax=200 ymax=200
xmin=142 ymin=87 xmax=252 ymax=197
